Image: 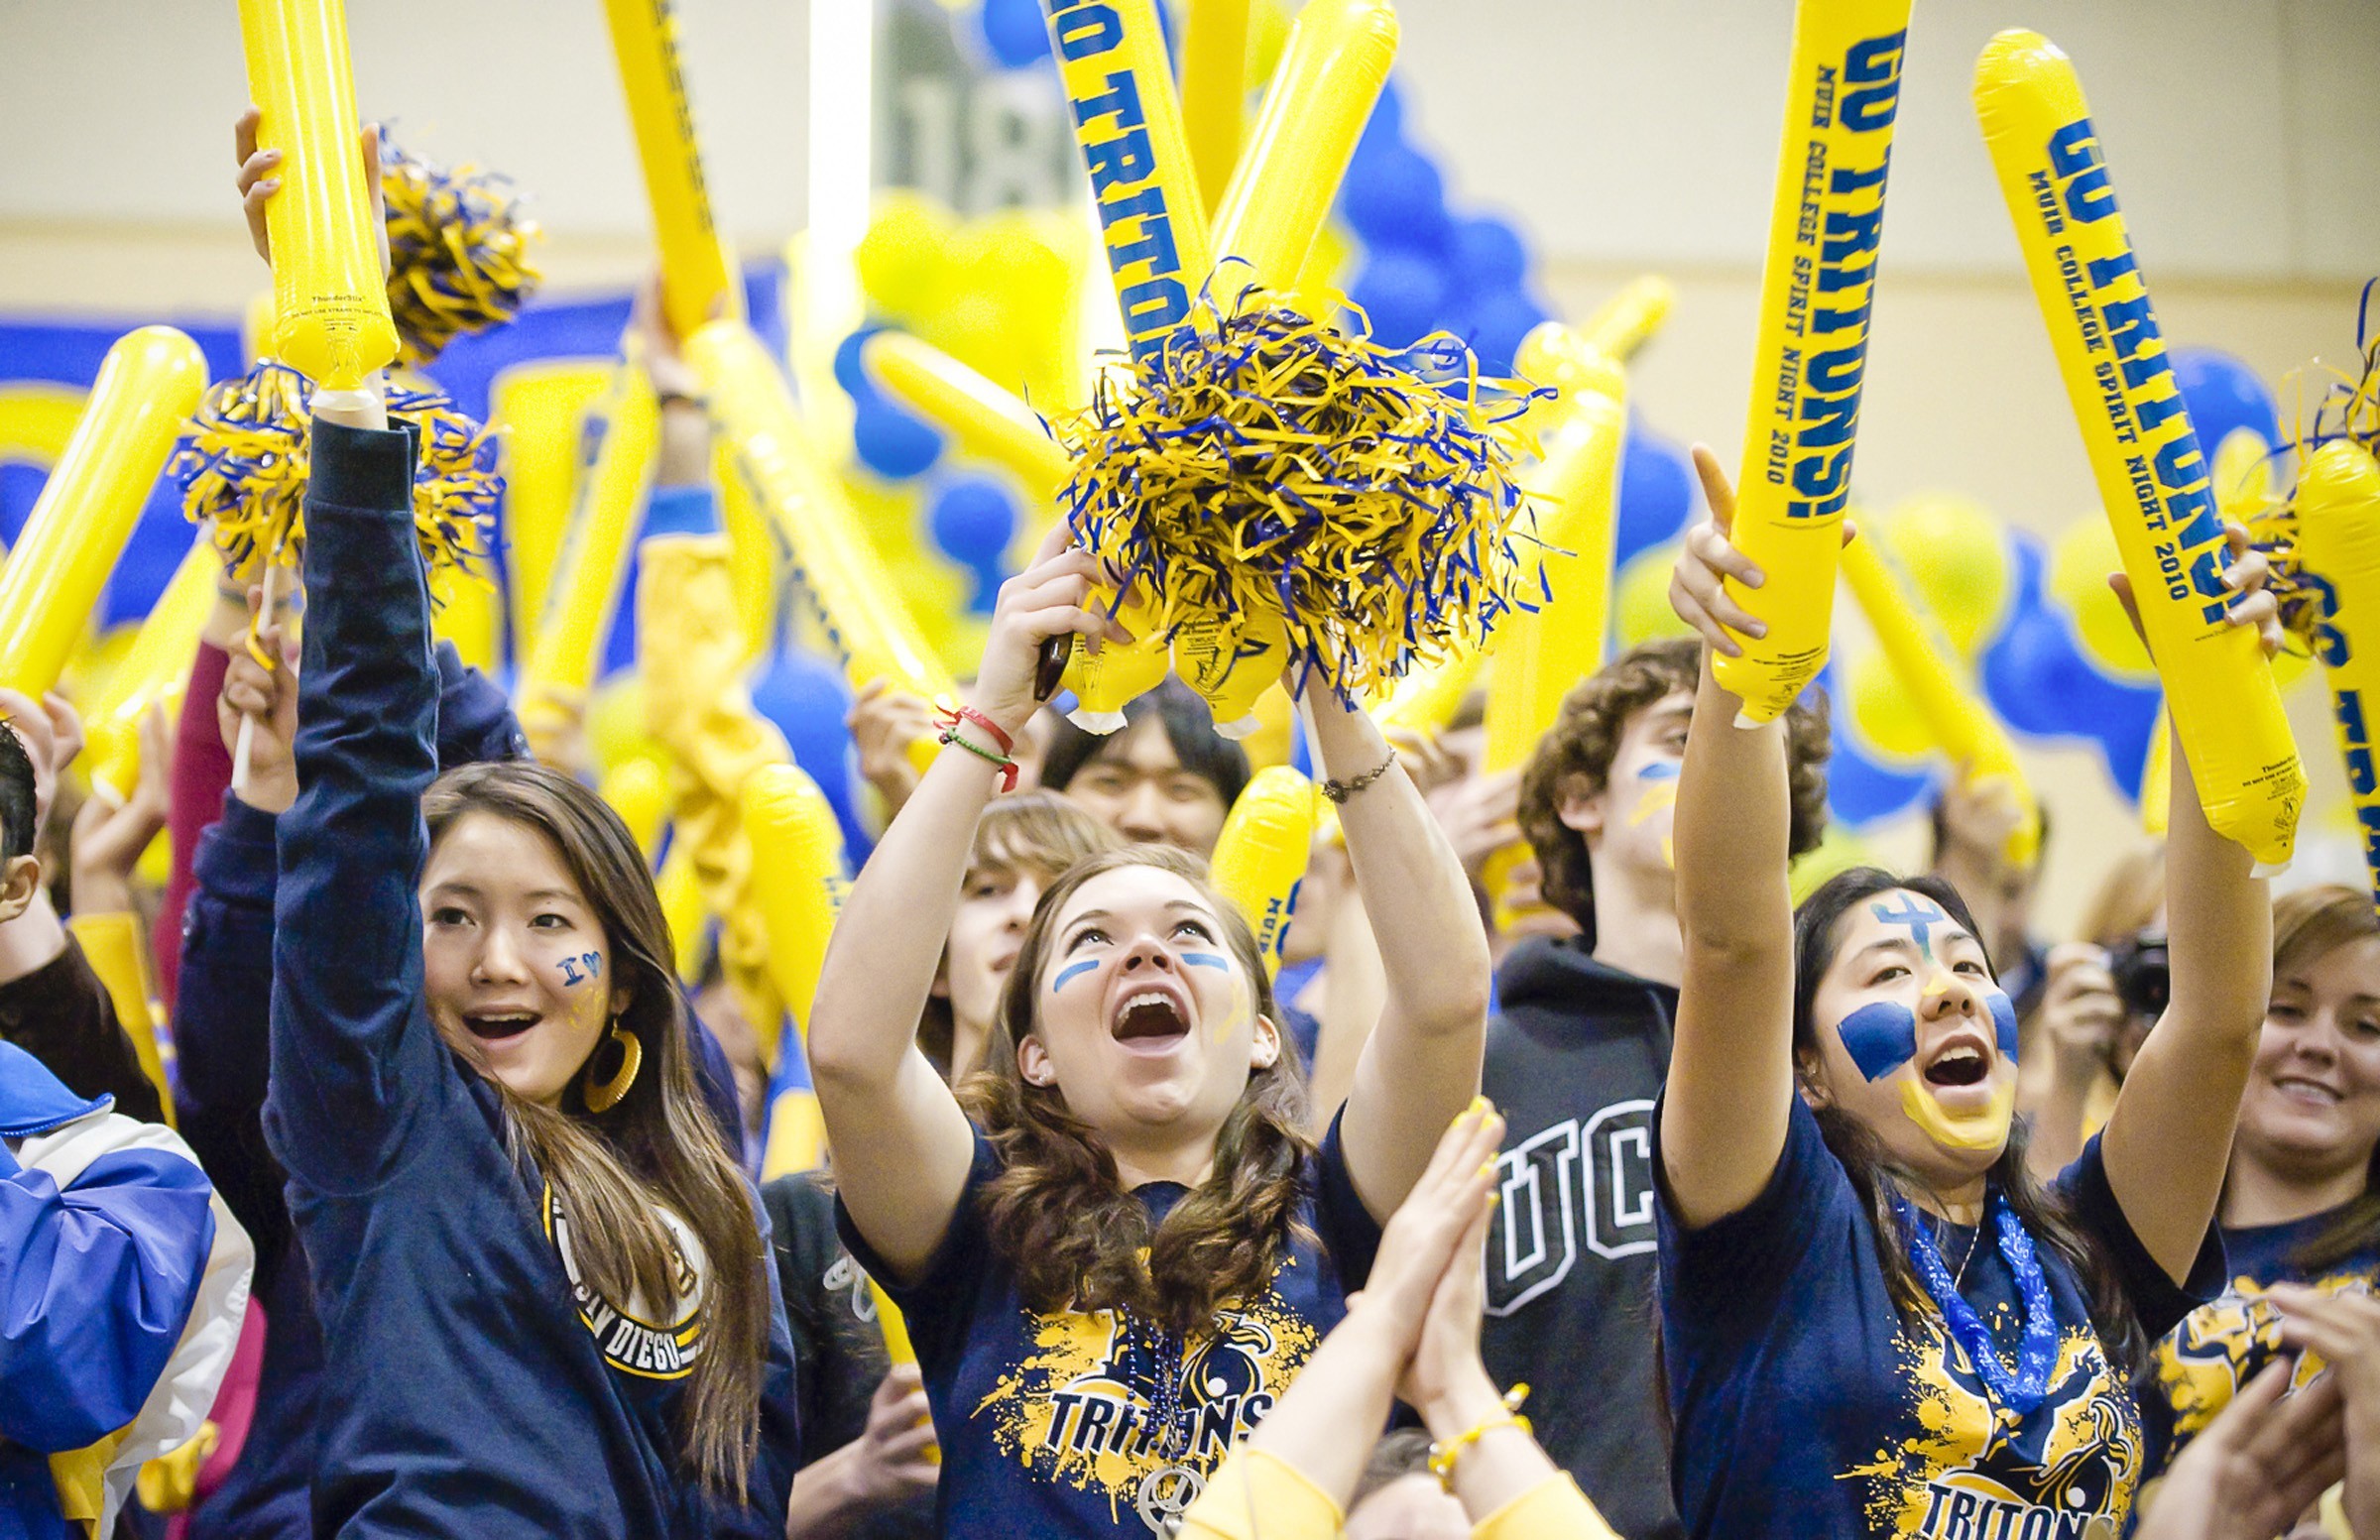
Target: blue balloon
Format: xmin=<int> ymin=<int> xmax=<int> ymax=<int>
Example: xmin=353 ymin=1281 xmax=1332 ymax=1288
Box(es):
xmin=852 ymin=397 xmax=945 ymax=480
xmin=1358 ymin=76 xmax=1405 ymax=157
xmin=747 ymin=648 xmax=871 ymax=862
xmin=1340 ymin=144 xmax=1450 ymax=255
xmin=978 ymin=0 xmax=1051 ymax=69
xmin=1462 ymin=287 xmax=1548 ymax=378
xmin=1613 ymin=426 xmax=1694 ymax=570
xmin=833 ymin=325 xmax=885 ymax=402
xmin=2172 ymin=346 xmax=2280 ymax=454
xmin=1349 ymin=253 xmax=1447 ymax=350
xmin=1448 ymin=217 xmax=1529 ymax=294
xmin=1820 ymin=664 xmax=1936 ymax=827
xmin=2088 ymin=680 xmax=2166 ymax=803
xmin=929 ymin=474 xmax=1018 ymax=612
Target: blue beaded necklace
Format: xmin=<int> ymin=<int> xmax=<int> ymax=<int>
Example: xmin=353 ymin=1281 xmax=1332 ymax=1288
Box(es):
xmin=1892 ymin=1190 xmax=2060 ymax=1417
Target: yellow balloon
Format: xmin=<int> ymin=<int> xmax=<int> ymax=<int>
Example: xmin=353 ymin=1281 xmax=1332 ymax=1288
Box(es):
xmin=587 ymin=669 xmax=656 ymax=776
xmin=1878 ymin=494 xmax=2011 ymax=656
xmin=2296 ymin=439 xmax=2380 ymax=903
xmin=1045 ymin=0 xmax=1214 ymax=362
xmin=1579 ymin=276 xmax=1677 ymax=366
xmin=2212 ymin=425 xmax=2276 ymax=523
xmin=1976 ymin=28 xmax=2302 ymax=869
xmin=1841 ymin=534 xmax=2040 ymax=866
xmin=600 ymin=754 xmax=671 ymax=864
xmin=1790 ymin=822 xmax=1878 ymax=906
xmin=601 ymin=0 xmax=741 ymax=339
xmin=238 ymin=0 xmax=398 ymax=388
xmin=856 ymin=193 xmax=957 ymax=317
xmin=523 ymin=367 xmax=659 ymax=702
xmin=0 ymin=327 xmax=206 ymax=698
xmin=1846 ymin=649 xmax=1933 ymax=764
xmin=2047 ymin=519 xmax=2154 ymax=679
xmin=1613 ymin=541 xmax=1693 ymax=652
xmin=1210 ymin=0 xmax=1397 ymax=292
xmin=1209 ymin=766 xmax=1318 ymax=975
xmin=1711 ymin=0 xmax=1912 ymax=725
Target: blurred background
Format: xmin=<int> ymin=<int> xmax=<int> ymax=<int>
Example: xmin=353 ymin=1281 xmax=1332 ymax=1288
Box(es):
xmin=2 ymin=0 xmax=2375 ymax=931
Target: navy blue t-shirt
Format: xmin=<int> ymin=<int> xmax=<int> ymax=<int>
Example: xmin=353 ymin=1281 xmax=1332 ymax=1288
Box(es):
xmin=2149 ymin=1202 xmax=2380 ymax=1470
xmin=1656 ymin=1098 xmax=2219 ymax=1539
xmin=838 ymin=1120 xmax=1381 ymax=1539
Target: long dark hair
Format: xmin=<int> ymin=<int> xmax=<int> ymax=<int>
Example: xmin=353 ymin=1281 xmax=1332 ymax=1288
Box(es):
xmin=1794 ymin=867 xmax=2147 ymax=1373
xmin=2263 ymin=885 xmax=2380 ymax=1272
xmin=423 ymin=762 xmax=769 ymax=1497
xmin=960 ymin=845 xmax=1313 ymax=1337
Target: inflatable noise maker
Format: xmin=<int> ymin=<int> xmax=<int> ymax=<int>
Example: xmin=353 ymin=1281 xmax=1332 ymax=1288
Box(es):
xmin=1976 ymin=29 xmax=2304 ymax=870
xmin=2292 ymin=440 xmax=2380 ymax=907
xmin=1713 ymin=0 xmax=1912 ymax=727
xmin=1840 ymin=534 xmax=2041 ymax=869
xmin=1044 ymin=0 xmax=1536 ymax=734
xmin=744 ymin=763 xmax=846 ymax=1180
xmin=0 ymin=327 xmax=207 ymax=699
xmin=238 ymin=0 xmax=398 ymax=390
xmin=687 ymin=322 xmax=955 ymax=772
xmin=520 ymin=369 xmax=660 ymax=733
xmin=85 ymin=546 xmax=218 ymax=803
xmin=603 ymin=0 xmax=741 ymax=338
xmin=1210 ymin=766 xmax=1320 ymax=976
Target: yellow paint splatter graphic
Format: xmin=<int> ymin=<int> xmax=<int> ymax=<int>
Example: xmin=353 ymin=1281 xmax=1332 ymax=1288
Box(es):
xmin=2157 ymin=1270 xmax=2370 ymax=1448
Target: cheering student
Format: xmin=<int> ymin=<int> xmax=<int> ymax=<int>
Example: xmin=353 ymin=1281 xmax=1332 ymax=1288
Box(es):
xmin=254 ymin=354 xmax=796 ymax=1531
xmin=806 ymin=526 xmax=1490 ymax=1538
xmin=1654 ymin=445 xmax=2271 ymax=1538
xmin=2147 ymin=885 xmax=2380 ymax=1470
xmin=1481 ymin=635 xmax=1830 ymax=1539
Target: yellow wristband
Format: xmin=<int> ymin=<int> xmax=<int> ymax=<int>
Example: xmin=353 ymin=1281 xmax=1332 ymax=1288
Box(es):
xmin=1428 ymin=1383 xmax=1532 ymax=1490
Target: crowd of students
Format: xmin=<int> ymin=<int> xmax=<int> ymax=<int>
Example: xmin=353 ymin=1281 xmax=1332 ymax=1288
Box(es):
xmin=11 ymin=115 xmax=2380 ymax=1540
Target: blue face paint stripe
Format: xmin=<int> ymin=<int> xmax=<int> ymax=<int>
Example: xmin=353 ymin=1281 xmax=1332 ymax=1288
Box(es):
xmin=1987 ymin=991 xmax=2021 ymax=1061
xmin=1637 ymin=761 xmax=1681 ymax=780
xmin=1180 ymin=953 xmax=1230 ymax=971
xmin=1051 ymin=959 xmax=1100 ymax=993
xmin=1839 ymin=1001 xmax=1920 ymax=1082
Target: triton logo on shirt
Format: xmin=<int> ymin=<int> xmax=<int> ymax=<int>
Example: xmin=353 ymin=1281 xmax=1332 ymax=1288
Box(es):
xmin=1859 ymin=1321 xmax=2139 ymax=1538
xmin=1486 ymin=1100 xmax=1658 ymax=1317
xmin=976 ymin=1288 xmax=1317 ymax=1533
xmin=545 ymin=1184 xmax=708 ymax=1381
xmin=2158 ymin=1271 xmax=2363 ymax=1447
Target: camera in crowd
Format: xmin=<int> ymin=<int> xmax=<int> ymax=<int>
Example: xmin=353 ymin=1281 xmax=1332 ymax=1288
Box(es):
xmin=2108 ymin=931 xmax=2170 ymax=1021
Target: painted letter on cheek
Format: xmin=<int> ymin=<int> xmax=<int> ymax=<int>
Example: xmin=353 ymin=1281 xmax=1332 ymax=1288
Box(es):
xmin=559 ymin=956 xmax=585 ymax=987
xmin=1051 ymin=959 xmax=1100 ymax=994
xmin=1839 ymin=1001 xmax=1920 ymax=1082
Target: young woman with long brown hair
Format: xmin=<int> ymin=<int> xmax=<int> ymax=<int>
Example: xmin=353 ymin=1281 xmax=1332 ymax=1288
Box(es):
xmin=1653 ymin=446 xmax=2275 ymax=1537
xmin=261 ymin=376 xmax=796 ymax=1536
xmin=807 ymin=527 xmax=1492 ymax=1537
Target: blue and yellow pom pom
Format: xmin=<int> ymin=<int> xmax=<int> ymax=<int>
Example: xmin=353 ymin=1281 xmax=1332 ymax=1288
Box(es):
xmin=1049 ymin=278 xmax=1539 ymax=701
xmin=173 ymin=359 xmax=503 ymax=583
xmin=381 ymin=136 xmax=542 ymax=366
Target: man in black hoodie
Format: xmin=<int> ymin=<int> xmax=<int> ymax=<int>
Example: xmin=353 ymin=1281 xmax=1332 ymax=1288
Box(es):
xmin=1480 ymin=636 xmax=1831 ymax=1539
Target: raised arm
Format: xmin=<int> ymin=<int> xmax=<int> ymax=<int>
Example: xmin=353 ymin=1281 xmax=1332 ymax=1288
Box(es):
xmin=1325 ymin=696 xmax=1493 ymax=1222
xmin=807 ymin=530 xmax=1122 ymax=1280
xmin=265 ymin=386 xmax=449 ymax=1193
xmin=2100 ymin=533 xmax=2277 ymax=1280
xmin=1658 ymin=447 xmax=1802 ymax=1229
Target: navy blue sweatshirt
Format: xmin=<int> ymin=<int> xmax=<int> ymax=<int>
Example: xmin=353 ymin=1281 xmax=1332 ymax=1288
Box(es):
xmin=264 ymin=417 xmax=796 ymax=1537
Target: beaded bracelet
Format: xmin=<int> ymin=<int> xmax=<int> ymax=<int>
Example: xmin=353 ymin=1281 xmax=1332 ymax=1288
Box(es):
xmin=939 ymin=727 xmax=1019 ymax=792
xmin=936 ymin=701 xmax=1015 ymax=756
xmin=1427 ymin=1384 xmax=1531 ymax=1490
xmin=1320 ymin=748 xmax=1398 ymax=804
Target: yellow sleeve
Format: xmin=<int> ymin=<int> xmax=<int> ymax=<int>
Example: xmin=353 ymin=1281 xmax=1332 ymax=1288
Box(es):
xmin=1473 ymin=1473 xmax=1621 ymax=1540
xmin=1178 ymin=1449 xmax=1345 ymax=1540
xmin=63 ymin=914 xmax=173 ymax=1128
xmin=636 ymin=533 xmax=790 ymax=1058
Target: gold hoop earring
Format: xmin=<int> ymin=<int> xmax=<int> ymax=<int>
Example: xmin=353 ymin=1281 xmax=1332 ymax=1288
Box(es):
xmin=583 ymin=1017 xmax=643 ymax=1114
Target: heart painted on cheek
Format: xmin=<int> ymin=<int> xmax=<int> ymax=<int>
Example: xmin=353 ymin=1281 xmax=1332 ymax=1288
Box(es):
xmin=1839 ymin=1001 xmax=1920 ymax=1082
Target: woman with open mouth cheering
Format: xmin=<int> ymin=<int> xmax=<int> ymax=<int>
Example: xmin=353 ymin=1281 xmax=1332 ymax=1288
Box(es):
xmin=806 ymin=525 xmax=1492 ymax=1538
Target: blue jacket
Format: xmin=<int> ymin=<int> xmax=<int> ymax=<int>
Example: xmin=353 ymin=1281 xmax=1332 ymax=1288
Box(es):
xmin=264 ymin=419 xmax=796 ymax=1537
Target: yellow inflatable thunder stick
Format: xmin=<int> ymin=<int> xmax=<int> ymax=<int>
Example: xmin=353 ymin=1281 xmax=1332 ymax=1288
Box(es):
xmin=600 ymin=754 xmax=671 ymax=865
xmin=520 ymin=368 xmax=660 ymax=756
xmin=238 ymin=0 xmax=398 ymax=390
xmin=0 ymin=329 xmax=207 ymax=699
xmin=491 ymin=361 xmax=615 ymax=647
xmin=1478 ymin=350 xmax=1631 ymax=924
xmin=1840 ymin=534 xmax=2042 ymax=868
xmin=1976 ymin=31 xmax=2303 ymax=870
xmin=1181 ymin=0 xmax=1251 ymax=215
xmin=2139 ymin=705 xmax=2171 ymax=838
xmin=688 ymin=322 xmax=955 ymax=773
xmin=65 ymin=912 xmax=174 ymax=1127
xmin=744 ymin=763 xmax=848 ymax=1179
xmin=1710 ymin=0 xmax=1911 ymax=726
xmin=1045 ymin=0 xmax=1215 ymax=363
xmin=84 ymin=545 xmax=217 ymax=803
xmin=1173 ymin=610 xmax=1291 ymax=741
xmin=1209 ymin=0 xmax=1397 ymax=292
xmin=602 ymin=0 xmax=741 ymax=339
xmin=2295 ymin=439 xmax=2380 ymax=907
xmin=1580 ymin=276 xmax=1677 ymax=366
xmin=861 ymin=332 xmax=1070 ymax=498
xmin=1210 ymin=766 xmax=1319 ymax=976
